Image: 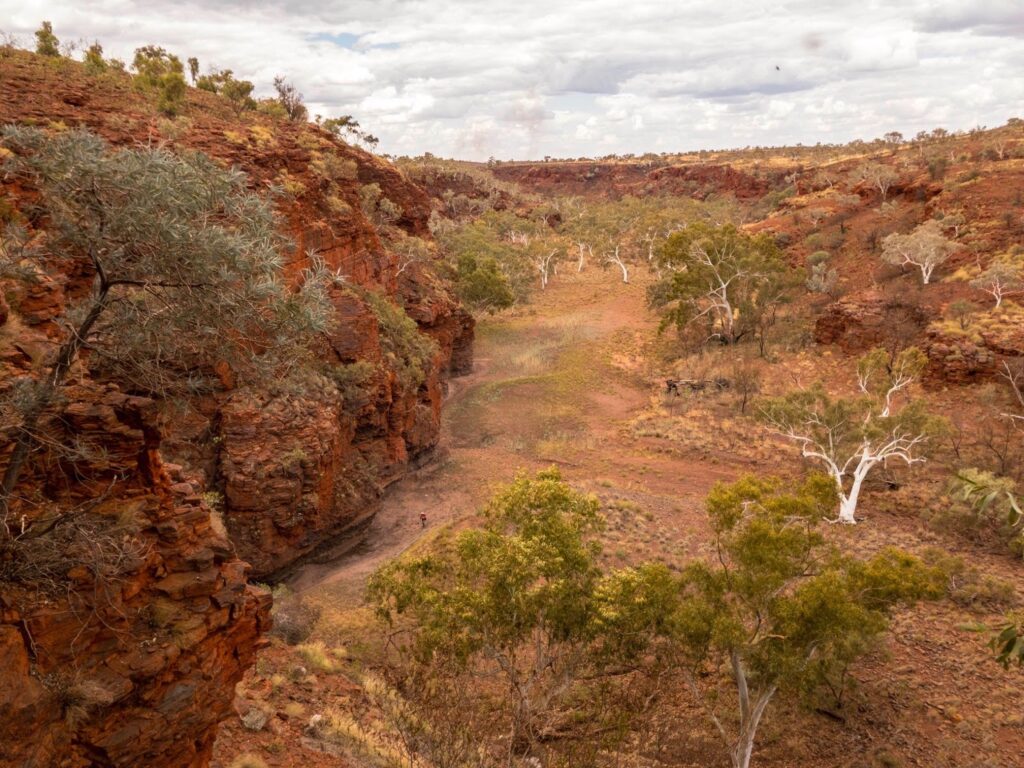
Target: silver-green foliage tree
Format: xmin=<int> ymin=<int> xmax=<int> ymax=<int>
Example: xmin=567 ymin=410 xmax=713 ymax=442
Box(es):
xmin=0 ymin=126 xmax=332 ymax=527
xmin=649 ymin=222 xmax=791 ymax=347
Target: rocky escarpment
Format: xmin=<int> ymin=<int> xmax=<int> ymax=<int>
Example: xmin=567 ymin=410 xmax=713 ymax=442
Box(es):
xmin=492 ymin=159 xmax=779 ymax=200
xmin=0 ymin=49 xmax=472 ymax=765
xmin=0 ymin=50 xmax=473 ymax=579
xmin=0 ymin=378 xmax=269 ymax=768
xmin=215 ymin=273 xmax=473 ymax=577
xmin=0 ymin=142 xmax=268 ymax=763
xmin=813 ymin=291 xmax=933 ymax=353
xmin=814 ymin=289 xmax=1023 ymax=385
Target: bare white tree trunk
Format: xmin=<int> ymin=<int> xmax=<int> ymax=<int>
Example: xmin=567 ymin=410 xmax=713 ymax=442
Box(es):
xmin=606 ymin=245 xmax=630 ymax=283
xmin=729 ymin=653 xmax=776 ymax=768
xmin=537 ymin=249 xmax=558 ymax=289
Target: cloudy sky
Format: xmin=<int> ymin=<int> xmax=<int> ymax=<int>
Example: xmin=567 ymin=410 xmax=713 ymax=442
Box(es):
xmin=4 ymin=2 xmax=1023 ymax=159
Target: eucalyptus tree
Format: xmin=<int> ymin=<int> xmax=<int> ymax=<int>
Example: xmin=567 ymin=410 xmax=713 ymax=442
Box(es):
xmin=970 ymin=257 xmax=1023 ymax=308
xmin=881 ymin=220 xmax=959 ymax=284
xmin=851 ymin=162 xmax=899 ymax=201
xmin=0 ymin=126 xmax=332 ymax=529
xmin=758 ymin=348 xmax=942 ymax=523
xmin=649 ymin=222 xmax=791 ymax=347
xmin=369 ymin=469 xmax=608 ymax=758
xmin=597 ymin=474 xmax=943 ymax=768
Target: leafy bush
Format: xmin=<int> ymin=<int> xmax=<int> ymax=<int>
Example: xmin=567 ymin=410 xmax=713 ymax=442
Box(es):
xmin=359 ymin=182 xmax=402 ymax=227
xmin=943 ymin=469 xmax=1024 ymax=556
xmin=326 ymin=360 xmax=376 ymax=411
xmin=83 ymin=43 xmax=106 ymax=75
xmin=35 ymin=22 xmax=60 ymax=57
xmin=275 ymin=170 xmax=306 ymax=197
xmin=310 ymin=152 xmax=358 ymax=182
xmin=364 ymin=290 xmax=438 ymax=392
xmin=947 ymin=299 xmax=979 ymax=329
xmin=273 ymin=76 xmax=307 ymax=122
xmin=131 ymin=46 xmax=187 ymax=116
xmin=255 ymin=98 xmax=288 ymax=120
xmin=449 ymin=252 xmax=515 ymax=313
xmin=920 ymin=548 xmax=1018 ymax=610
xmin=196 ymin=69 xmax=255 ymax=113
xmin=928 ymin=157 xmax=948 ymax=180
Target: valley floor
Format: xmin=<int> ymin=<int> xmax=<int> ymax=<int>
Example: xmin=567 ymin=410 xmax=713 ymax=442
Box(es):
xmin=213 ymin=266 xmax=1023 ymax=768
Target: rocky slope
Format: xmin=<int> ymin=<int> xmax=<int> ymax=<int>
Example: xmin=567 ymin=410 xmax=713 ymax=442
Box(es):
xmin=0 ymin=50 xmax=472 ymax=766
xmin=492 ymin=158 xmax=782 ymax=200
xmin=0 ymin=383 xmax=269 ymax=768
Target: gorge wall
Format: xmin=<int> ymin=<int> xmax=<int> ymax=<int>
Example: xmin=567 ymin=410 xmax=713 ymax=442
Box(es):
xmin=0 ymin=50 xmax=471 ymax=766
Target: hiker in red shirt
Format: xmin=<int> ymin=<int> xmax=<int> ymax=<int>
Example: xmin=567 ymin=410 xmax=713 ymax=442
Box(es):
xmin=419 ymin=511 xmax=427 ymax=528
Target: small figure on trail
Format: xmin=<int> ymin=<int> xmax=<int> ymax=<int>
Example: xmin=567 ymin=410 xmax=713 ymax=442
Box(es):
xmin=419 ymin=511 xmax=427 ymax=529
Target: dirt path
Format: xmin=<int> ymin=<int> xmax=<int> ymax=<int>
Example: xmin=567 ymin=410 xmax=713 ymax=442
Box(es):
xmin=289 ymin=267 xmax=731 ymax=603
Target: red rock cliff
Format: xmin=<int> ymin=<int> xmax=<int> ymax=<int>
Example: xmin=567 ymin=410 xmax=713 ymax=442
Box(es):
xmin=0 ymin=50 xmax=472 ymax=765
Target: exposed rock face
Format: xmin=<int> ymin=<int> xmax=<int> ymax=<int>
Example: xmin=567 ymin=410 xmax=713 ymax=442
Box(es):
xmin=921 ymin=329 xmax=999 ymax=384
xmin=0 ymin=49 xmax=472 ymax=765
xmin=215 ymin=270 xmax=474 ymax=577
xmin=0 ymin=384 xmax=269 ymax=768
xmin=814 ymin=292 xmax=932 ymax=353
xmin=492 ymin=160 xmax=781 ymax=200
xmin=921 ymin=322 xmax=1024 ymax=385
xmin=0 ymin=49 xmax=474 ymax=577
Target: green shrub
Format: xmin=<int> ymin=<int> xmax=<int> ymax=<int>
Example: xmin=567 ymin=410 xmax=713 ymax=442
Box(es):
xmin=255 ymin=98 xmax=288 ymax=120
xmin=196 ymin=69 xmax=255 ymax=113
xmin=82 ymin=43 xmax=106 ymax=75
xmin=359 ymin=182 xmax=402 ymax=227
xmin=35 ymin=22 xmax=60 ymax=57
xmin=363 ymin=290 xmax=437 ymax=392
xmin=804 ymin=232 xmax=825 ymax=250
xmin=920 ymin=548 xmax=1018 ymax=610
xmin=326 ymin=360 xmax=376 ymax=410
xmin=927 ymin=469 xmax=1024 ymax=556
xmin=131 ymin=46 xmax=187 ymax=116
xmin=311 ymin=152 xmax=358 ymax=182
xmin=450 ymin=252 xmax=514 ymax=313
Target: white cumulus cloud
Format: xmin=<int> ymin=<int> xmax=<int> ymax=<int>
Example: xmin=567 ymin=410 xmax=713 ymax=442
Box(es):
xmin=1 ymin=1 xmax=1020 ymax=159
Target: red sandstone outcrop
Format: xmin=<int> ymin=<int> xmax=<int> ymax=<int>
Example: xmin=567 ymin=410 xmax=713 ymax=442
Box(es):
xmin=492 ymin=160 xmax=777 ymax=200
xmin=0 ymin=49 xmax=472 ymax=766
xmin=0 ymin=383 xmax=269 ymax=768
xmin=813 ymin=291 xmax=932 ymax=353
